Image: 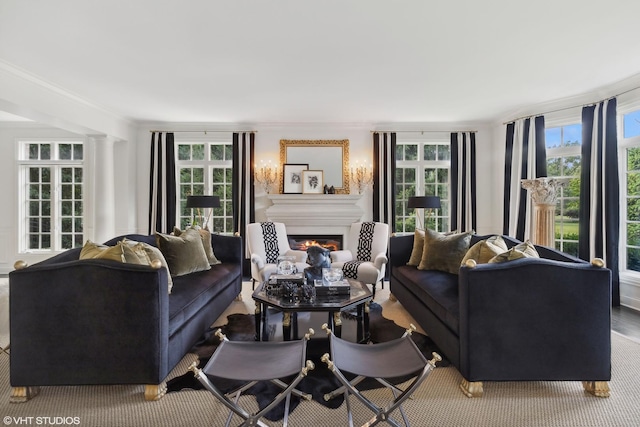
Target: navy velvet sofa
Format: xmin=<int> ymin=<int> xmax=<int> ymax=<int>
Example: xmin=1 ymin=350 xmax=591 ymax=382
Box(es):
xmin=9 ymin=233 xmax=242 ymax=402
xmin=389 ymin=233 xmax=612 ymax=398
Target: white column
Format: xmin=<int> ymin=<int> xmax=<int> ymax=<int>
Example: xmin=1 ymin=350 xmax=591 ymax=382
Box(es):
xmin=521 ymin=178 xmax=566 ymax=247
xmin=90 ymin=135 xmax=116 ymax=243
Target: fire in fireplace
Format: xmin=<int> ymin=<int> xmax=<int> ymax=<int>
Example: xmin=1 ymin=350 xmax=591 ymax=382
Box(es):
xmin=288 ymin=235 xmax=343 ymax=252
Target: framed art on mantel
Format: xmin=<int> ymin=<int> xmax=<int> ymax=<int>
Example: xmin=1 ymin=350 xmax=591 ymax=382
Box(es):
xmin=302 ymin=170 xmax=324 ymax=194
xmin=282 ymin=163 xmax=308 ymax=194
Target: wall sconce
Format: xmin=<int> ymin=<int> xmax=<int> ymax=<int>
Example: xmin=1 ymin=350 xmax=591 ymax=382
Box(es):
xmin=186 ymin=195 xmax=221 ymax=230
xmin=351 ymin=161 xmax=373 ymax=194
xmin=254 ymin=160 xmax=278 ymax=194
xmin=408 ymin=196 xmax=441 ymax=230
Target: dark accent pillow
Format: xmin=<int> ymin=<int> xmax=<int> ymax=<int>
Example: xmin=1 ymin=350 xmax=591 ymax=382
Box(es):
xmin=155 ymin=228 xmax=211 ymax=276
xmin=418 ymin=229 xmax=472 ymax=274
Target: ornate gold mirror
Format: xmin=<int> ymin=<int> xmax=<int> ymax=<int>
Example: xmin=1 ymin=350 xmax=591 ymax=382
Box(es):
xmin=279 ymin=139 xmax=350 ymax=194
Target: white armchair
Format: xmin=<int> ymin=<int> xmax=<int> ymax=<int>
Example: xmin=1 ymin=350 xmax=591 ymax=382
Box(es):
xmin=330 ymin=222 xmax=389 ymax=297
xmin=246 ymin=222 xmax=309 ymax=288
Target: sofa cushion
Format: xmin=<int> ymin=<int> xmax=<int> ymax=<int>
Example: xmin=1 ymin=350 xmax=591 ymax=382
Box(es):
xmin=173 ymin=226 xmax=221 ymax=266
xmin=489 ymin=240 xmax=539 ymax=263
xmin=418 ymin=229 xmax=472 ymax=274
xmin=407 ymin=229 xmax=425 ymax=266
xmin=167 ymin=263 xmax=241 ymax=337
xmin=80 ymin=241 xmax=149 ymax=264
xmin=392 ymin=265 xmax=460 ymax=334
xmin=462 ymin=235 xmax=508 ymax=265
xmin=155 ymin=229 xmax=211 ymax=276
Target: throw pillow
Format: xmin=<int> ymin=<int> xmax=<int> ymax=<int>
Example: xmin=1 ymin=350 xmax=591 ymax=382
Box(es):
xmin=122 ymin=238 xmax=174 ymax=293
xmin=407 ymin=229 xmax=425 ymax=266
xmin=488 ymin=240 xmax=540 ymax=263
xmin=156 ymin=228 xmax=211 ymax=276
xmin=173 ymin=226 xmax=221 ymax=265
xmin=80 ymin=241 xmax=149 ymax=265
xmin=418 ymin=229 xmax=473 ymax=274
xmin=461 ymin=235 xmax=509 ymax=265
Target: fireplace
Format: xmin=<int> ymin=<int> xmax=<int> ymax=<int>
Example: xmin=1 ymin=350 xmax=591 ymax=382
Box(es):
xmin=288 ymin=234 xmax=343 ymax=252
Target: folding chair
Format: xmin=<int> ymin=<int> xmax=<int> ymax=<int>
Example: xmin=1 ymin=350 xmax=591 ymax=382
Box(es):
xmin=188 ymin=328 xmax=315 ymax=427
xmin=321 ymin=323 xmax=441 ymax=427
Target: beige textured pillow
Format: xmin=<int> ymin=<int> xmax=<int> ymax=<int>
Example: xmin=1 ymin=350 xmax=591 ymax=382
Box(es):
xmin=488 ymin=240 xmax=540 ymax=263
xmin=156 ymin=228 xmax=211 ymax=276
xmin=461 ymin=235 xmax=509 ymax=265
xmin=80 ymin=241 xmax=149 ymax=265
xmin=122 ymin=238 xmax=174 ymax=293
xmin=407 ymin=229 xmax=425 ymax=266
xmin=173 ymin=226 xmax=221 ymax=265
xmin=418 ymin=229 xmax=473 ymax=274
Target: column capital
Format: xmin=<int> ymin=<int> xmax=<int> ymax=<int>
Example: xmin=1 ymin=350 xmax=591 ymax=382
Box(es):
xmin=521 ymin=177 xmax=568 ymax=205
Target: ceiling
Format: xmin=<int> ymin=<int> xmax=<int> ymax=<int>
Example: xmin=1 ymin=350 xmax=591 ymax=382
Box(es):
xmin=1 ymin=0 xmax=640 ymax=125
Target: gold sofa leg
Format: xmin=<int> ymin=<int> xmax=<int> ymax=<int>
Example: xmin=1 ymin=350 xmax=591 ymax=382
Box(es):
xmin=10 ymin=386 xmax=40 ymax=403
xmin=460 ymin=379 xmax=483 ymax=397
xmin=144 ymin=382 xmax=167 ymax=401
xmin=388 ymin=292 xmax=397 ymax=302
xmin=582 ymin=381 xmax=611 ymax=397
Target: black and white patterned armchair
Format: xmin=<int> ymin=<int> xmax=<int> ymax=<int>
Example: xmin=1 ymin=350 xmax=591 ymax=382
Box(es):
xmin=246 ymin=222 xmax=308 ymax=288
xmin=330 ymin=222 xmax=389 ymax=297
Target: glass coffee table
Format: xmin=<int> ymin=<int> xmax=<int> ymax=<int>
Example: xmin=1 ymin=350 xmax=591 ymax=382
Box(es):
xmin=252 ymin=279 xmax=373 ymax=342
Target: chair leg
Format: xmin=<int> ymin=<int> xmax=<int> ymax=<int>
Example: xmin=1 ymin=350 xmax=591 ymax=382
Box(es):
xmin=252 ymin=278 xmax=256 ymax=290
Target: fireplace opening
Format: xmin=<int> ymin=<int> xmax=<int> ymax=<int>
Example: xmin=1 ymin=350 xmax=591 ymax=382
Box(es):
xmin=288 ymin=235 xmax=343 ymax=252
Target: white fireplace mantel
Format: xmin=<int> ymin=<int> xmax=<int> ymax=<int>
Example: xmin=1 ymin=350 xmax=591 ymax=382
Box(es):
xmin=265 ymin=194 xmax=365 ymax=243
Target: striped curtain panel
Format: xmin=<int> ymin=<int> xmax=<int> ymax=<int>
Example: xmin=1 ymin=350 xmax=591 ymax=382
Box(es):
xmin=579 ymin=98 xmax=619 ymax=306
xmin=503 ymin=116 xmax=547 ymax=240
xmin=372 ymin=132 xmax=396 ymax=231
xmin=232 ymin=132 xmax=255 ymax=242
xmin=148 ymin=132 xmax=177 ymax=234
xmin=450 ymin=132 xmax=477 ymax=232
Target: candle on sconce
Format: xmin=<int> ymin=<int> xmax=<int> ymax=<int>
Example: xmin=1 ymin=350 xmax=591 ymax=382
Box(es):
xmin=254 ymin=159 xmax=278 ymax=194
xmin=350 ymin=160 xmax=373 ymax=194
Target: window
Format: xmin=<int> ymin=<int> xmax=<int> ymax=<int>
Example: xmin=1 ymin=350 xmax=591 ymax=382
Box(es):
xmin=622 ymin=108 xmax=640 ymax=273
xmin=176 ymin=139 xmax=233 ymax=234
xmin=18 ymin=140 xmax=84 ymax=251
xmin=395 ymin=136 xmax=450 ymax=233
xmin=545 ymin=124 xmax=581 ymax=256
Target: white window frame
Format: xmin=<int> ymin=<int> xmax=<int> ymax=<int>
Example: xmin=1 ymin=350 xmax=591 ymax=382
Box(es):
xmin=17 ymin=138 xmax=85 ymax=253
xmin=544 ymin=123 xmax=582 ymax=256
xmin=175 ymin=135 xmax=234 ymax=234
xmin=396 ymin=133 xmax=450 ymax=234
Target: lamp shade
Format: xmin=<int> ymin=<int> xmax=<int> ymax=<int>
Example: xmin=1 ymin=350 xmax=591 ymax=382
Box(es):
xmin=186 ymin=195 xmax=220 ymax=208
xmin=407 ymin=196 xmax=441 ymax=209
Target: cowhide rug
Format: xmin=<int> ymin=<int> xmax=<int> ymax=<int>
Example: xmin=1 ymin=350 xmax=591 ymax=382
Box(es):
xmin=167 ymin=303 xmax=447 ymax=421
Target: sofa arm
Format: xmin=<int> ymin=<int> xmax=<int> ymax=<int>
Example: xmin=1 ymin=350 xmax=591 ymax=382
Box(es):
xmin=458 ymin=258 xmax=612 ymax=382
xmin=10 ymin=260 xmax=170 ymax=387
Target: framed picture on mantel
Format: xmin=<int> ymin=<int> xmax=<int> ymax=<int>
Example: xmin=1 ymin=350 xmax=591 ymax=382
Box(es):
xmin=302 ymin=170 xmax=324 ymax=194
xmin=282 ymin=163 xmax=308 ymax=194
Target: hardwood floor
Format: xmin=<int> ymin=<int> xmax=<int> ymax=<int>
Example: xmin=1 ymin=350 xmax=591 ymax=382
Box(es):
xmin=612 ymin=305 xmax=640 ymax=341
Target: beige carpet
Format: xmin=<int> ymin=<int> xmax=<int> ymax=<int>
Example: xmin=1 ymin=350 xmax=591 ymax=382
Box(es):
xmin=2 ymin=282 xmax=640 ymax=427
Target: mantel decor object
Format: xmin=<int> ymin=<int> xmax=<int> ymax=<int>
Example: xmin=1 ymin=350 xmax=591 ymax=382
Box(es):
xmin=254 ymin=160 xmax=278 ymax=194
xmin=351 ymin=161 xmax=373 ymax=194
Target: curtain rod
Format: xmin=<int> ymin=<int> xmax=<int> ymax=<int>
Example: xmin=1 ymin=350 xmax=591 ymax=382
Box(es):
xmin=370 ymin=130 xmax=477 ymax=134
xmin=503 ymin=85 xmax=640 ymax=125
xmin=149 ymin=130 xmax=257 ymax=134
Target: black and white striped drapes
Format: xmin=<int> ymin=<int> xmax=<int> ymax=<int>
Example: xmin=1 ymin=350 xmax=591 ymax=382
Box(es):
xmin=451 ymin=132 xmax=477 ymax=232
xmin=579 ymin=98 xmax=619 ymax=306
xmin=503 ymin=116 xmax=547 ymax=241
xmin=372 ymin=132 xmax=396 ymax=231
xmin=148 ymin=132 xmax=177 ymax=234
xmin=232 ymin=132 xmax=255 ymax=242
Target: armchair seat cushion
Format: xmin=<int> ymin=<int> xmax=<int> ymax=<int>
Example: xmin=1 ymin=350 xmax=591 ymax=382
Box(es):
xmin=332 ymin=260 xmax=384 ymax=285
